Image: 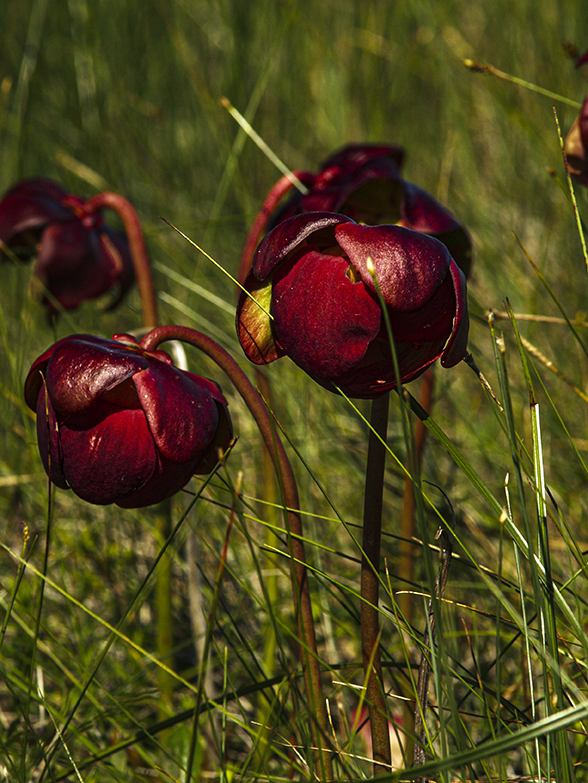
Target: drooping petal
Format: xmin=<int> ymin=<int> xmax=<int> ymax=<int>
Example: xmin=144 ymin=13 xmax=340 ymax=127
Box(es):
xmin=333 ymin=171 xmax=404 ymax=225
xmin=384 ymin=271 xmax=457 ymax=344
xmin=253 ymin=212 xmax=353 ymax=280
xmin=271 ymin=248 xmax=381 ymax=379
xmin=133 ymin=362 xmax=220 ymax=463
xmin=399 ymin=182 xmax=473 ymax=277
xmin=34 ymin=221 xmax=117 ymax=310
xmin=335 ymin=222 xmax=451 ymax=311
xmin=318 ymin=143 xmax=405 ymax=173
xmin=192 ymin=397 xmax=234 ymax=474
xmin=116 ymin=452 xmax=199 ymax=508
xmin=325 ymin=332 xmax=447 ymax=398
xmin=0 ymin=179 xmax=73 ymax=251
xmin=57 ymin=400 xmax=157 ymax=506
xmin=45 ymin=335 xmax=149 ymax=414
xmin=236 ymin=271 xmax=282 ymax=365
xmin=35 ymin=387 xmax=69 ymax=490
xmin=565 ymin=94 xmax=588 ymax=186
xmin=576 ymin=48 xmax=588 ymax=68
xmin=440 ymin=260 xmax=469 ymax=367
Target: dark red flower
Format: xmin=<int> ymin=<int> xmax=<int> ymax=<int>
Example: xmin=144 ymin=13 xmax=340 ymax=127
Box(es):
xmin=266 ymin=144 xmax=472 ymax=278
xmin=24 ymin=334 xmax=232 ymax=508
xmin=576 ymin=48 xmax=588 ymax=68
xmin=236 ymin=212 xmax=469 ymax=399
xmin=565 ymin=95 xmax=588 ymax=186
xmin=0 ymin=178 xmax=135 ymax=314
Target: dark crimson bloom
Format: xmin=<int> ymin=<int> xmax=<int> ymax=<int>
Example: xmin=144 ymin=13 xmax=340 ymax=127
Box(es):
xmin=267 ymin=144 xmax=472 ymax=278
xmin=24 ymin=334 xmax=232 ymax=508
xmin=0 ymin=178 xmax=134 ymax=314
xmin=576 ymin=48 xmax=588 ymax=68
xmin=236 ymin=212 xmax=469 ymax=399
xmin=565 ymin=95 xmax=588 ymax=186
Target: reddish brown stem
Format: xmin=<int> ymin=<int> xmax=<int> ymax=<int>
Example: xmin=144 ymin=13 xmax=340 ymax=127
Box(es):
xmin=85 ymin=192 xmax=158 ymax=328
xmin=237 ymin=172 xmax=309 ymax=286
xmin=140 ymin=326 xmax=332 ymax=780
xmin=361 ymin=392 xmax=391 ymax=773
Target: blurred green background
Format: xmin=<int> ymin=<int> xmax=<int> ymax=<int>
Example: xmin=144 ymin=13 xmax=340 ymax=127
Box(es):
xmin=3 ymin=0 xmax=588 ymax=780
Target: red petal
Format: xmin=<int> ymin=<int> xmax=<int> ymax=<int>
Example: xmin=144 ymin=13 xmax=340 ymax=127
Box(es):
xmin=335 ymin=222 xmax=451 ymax=311
xmin=35 ymin=221 xmax=116 ymax=310
xmin=440 ymin=260 xmax=469 ymax=367
xmin=58 ymin=401 xmax=157 ymax=506
xmin=318 ymin=144 xmax=405 ymax=173
xmin=253 ymin=212 xmax=353 ymax=280
xmin=0 ymin=179 xmax=73 ymax=247
xmin=133 ymin=362 xmax=220 ymax=463
xmin=35 ymin=387 xmax=69 ymax=490
xmin=271 ymin=249 xmax=381 ymax=379
xmin=236 ymin=271 xmax=282 ymax=365
xmin=45 ymin=335 xmax=149 ymax=414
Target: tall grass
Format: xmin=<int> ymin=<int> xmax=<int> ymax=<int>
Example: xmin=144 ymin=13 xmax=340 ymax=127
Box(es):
xmin=2 ymin=0 xmax=588 ymax=780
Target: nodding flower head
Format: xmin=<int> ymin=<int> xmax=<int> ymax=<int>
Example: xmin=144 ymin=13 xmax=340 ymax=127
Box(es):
xmin=236 ymin=212 xmax=469 ymax=399
xmin=266 ymin=144 xmax=472 ymax=278
xmin=0 ymin=178 xmax=135 ymax=315
xmin=24 ymin=333 xmax=233 ymax=507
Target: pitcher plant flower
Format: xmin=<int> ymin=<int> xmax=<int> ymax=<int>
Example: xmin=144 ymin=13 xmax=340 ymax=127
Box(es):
xmin=0 ymin=178 xmax=136 ymax=316
xmin=239 ymin=143 xmax=472 ymax=284
xmin=565 ymin=94 xmax=588 ymax=186
xmin=24 ymin=333 xmax=232 ymax=508
xmin=237 ymin=212 xmax=469 ymax=398
xmin=25 ymin=323 xmax=332 ymax=777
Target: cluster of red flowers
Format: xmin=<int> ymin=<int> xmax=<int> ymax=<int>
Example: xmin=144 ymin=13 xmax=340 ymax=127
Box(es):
xmin=236 ymin=144 xmax=471 ymax=398
xmin=18 ymin=143 xmax=472 ymax=506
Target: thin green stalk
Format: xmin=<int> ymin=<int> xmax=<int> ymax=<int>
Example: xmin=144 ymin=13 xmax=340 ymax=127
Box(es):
xmin=36 ymin=471 xmax=220 ymax=782
xmin=155 ymin=502 xmax=174 ymax=716
xmin=185 ymin=475 xmax=239 ymax=783
xmin=507 ymin=304 xmax=574 ymax=781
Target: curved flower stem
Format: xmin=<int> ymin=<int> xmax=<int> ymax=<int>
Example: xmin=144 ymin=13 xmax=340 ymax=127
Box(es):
xmin=361 ymin=392 xmax=392 ymax=773
xmin=237 ymin=172 xmax=308 ymax=285
xmin=85 ymin=192 xmax=158 ymax=329
xmin=140 ymin=326 xmax=332 ymax=781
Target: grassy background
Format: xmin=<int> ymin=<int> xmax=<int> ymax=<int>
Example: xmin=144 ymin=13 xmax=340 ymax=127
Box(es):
xmin=2 ymin=0 xmax=588 ymax=780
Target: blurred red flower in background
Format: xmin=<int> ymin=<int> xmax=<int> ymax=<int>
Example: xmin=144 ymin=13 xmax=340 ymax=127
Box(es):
xmin=565 ymin=95 xmax=588 ymax=186
xmin=0 ymin=178 xmax=135 ymax=315
xmin=242 ymin=143 xmax=472 ymax=281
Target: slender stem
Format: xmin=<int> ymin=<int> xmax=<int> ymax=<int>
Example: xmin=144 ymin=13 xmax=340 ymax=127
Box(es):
xmin=85 ymin=191 xmax=158 ymax=328
xmin=140 ymin=326 xmax=332 ymax=780
xmin=155 ymin=502 xmax=174 ymax=716
xmin=236 ymin=172 xmax=308 ymax=285
xmin=360 ymin=392 xmax=391 ymax=772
